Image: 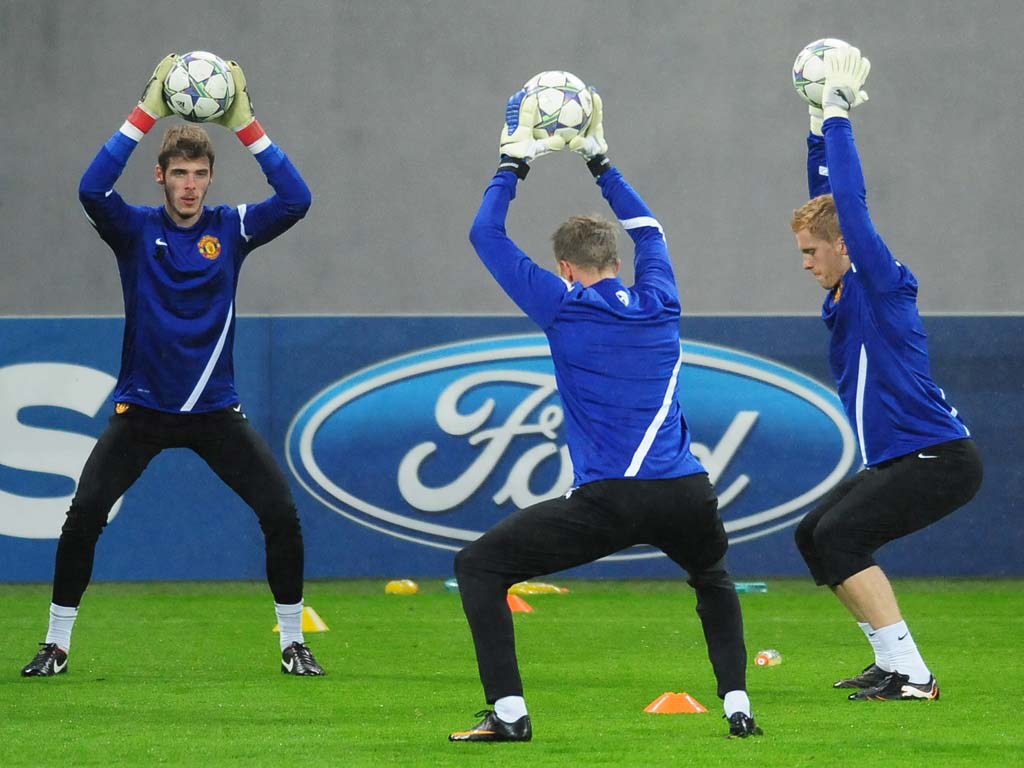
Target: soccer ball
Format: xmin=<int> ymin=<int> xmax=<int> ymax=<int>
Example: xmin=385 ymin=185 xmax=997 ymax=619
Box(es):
xmin=522 ymin=71 xmax=593 ymax=142
xmin=792 ymin=38 xmax=851 ymax=109
xmin=163 ymin=51 xmax=236 ymax=122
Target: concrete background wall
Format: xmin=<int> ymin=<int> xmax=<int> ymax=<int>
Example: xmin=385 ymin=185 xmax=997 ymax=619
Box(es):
xmin=2 ymin=0 xmax=1021 ymax=317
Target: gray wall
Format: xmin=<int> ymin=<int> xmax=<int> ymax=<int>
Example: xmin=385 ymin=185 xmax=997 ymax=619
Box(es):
xmin=2 ymin=0 xmax=1021 ymax=316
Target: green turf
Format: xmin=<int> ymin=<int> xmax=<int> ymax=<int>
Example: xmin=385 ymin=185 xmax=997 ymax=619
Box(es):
xmin=1 ymin=579 xmax=1021 ymax=767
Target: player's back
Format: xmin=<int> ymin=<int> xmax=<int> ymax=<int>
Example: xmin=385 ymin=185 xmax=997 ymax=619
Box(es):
xmin=546 ymin=276 xmax=703 ymax=486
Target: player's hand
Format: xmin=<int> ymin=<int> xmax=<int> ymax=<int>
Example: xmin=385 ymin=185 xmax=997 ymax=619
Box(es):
xmin=138 ymin=53 xmax=178 ymax=120
xmin=808 ymin=104 xmax=824 ymax=136
xmin=499 ymin=90 xmax=566 ymax=161
xmin=213 ymin=61 xmax=256 ymax=132
xmin=822 ymin=47 xmax=870 ymax=121
xmin=568 ymin=88 xmax=608 ymax=159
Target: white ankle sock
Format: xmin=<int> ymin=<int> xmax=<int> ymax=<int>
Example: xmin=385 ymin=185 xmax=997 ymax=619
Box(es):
xmin=875 ymin=620 xmax=930 ymax=683
xmin=45 ymin=603 xmax=78 ymax=651
xmin=723 ymin=690 xmax=750 ymax=717
xmin=275 ymin=601 xmax=304 ymax=651
xmin=494 ymin=696 xmax=528 ymax=722
xmin=858 ymin=621 xmax=891 ymax=671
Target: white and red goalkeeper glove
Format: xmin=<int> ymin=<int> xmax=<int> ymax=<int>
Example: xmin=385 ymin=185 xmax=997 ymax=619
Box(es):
xmin=212 ymin=61 xmax=271 ymax=153
xmin=120 ymin=53 xmax=177 ymax=140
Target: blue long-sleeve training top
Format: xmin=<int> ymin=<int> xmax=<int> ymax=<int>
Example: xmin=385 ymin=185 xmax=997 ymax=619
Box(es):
xmin=469 ymin=166 xmax=706 ymax=487
xmin=79 ymin=128 xmax=311 ymax=413
xmin=807 ymin=118 xmax=970 ymax=466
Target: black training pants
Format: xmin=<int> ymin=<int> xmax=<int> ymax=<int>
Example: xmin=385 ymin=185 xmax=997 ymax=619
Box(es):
xmin=52 ymin=404 xmax=304 ymax=607
xmin=795 ymin=438 xmax=983 ymax=586
xmin=454 ymin=473 xmax=747 ymax=703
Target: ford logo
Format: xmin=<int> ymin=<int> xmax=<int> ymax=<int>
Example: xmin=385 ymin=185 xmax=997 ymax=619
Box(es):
xmin=285 ymin=335 xmax=856 ymax=558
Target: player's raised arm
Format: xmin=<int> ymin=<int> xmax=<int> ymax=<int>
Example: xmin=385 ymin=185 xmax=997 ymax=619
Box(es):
xmin=806 ymin=110 xmax=830 ymax=199
xmin=570 ymin=90 xmax=677 ymax=300
xmin=79 ymin=53 xmax=178 ymax=242
xmin=211 ymin=61 xmax=311 ymax=252
xmin=820 ymin=48 xmax=903 ymax=292
xmin=469 ymin=90 xmax=569 ymax=328
xmin=793 ymin=41 xmax=848 ymax=200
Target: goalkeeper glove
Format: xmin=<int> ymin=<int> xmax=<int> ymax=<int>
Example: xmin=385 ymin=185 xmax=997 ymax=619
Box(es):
xmin=568 ymin=87 xmax=608 ymax=159
xmin=122 ymin=53 xmax=177 ymax=138
xmin=212 ymin=61 xmax=270 ymax=154
xmin=498 ymin=90 xmax=565 ymax=178
xmin=809 ymin=104 xmax=824 ymax=136
xmin=569 ymin=87 xmax=610 ymax=177
xmin=821 ymin=47 xmax=871 ymax=121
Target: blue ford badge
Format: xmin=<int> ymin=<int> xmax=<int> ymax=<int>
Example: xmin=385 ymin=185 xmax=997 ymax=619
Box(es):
xmin=286 ymin=335 xmax=856 ymax=556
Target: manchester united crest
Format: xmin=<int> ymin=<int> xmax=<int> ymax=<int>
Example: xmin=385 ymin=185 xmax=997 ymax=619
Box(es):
xmin=198 ymin=235 xmax=222 ymax=260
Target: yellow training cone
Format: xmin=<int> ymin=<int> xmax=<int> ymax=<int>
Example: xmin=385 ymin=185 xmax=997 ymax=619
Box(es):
xmin=509 ymin=581 xmax=569 ymax=595
xmin=273 ymin=606 xmax=330 ymax=633
xmin=385 ymin=579 xmax=420 ymax=595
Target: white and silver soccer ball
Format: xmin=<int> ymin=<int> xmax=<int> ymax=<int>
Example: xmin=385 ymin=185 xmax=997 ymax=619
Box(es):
xmin=522 ymin=70 xmax=593 ymax=142
xmin=163 ymin=51 xmax=236 ymax=122
xmin=792 ymin=38 xmax=851 ymax=109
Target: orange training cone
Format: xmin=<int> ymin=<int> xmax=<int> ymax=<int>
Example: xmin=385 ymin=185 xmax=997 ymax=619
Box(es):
xmin=506 ymin=593 xmax=534 ymax=613
xmin=643 ymin=691 xmax=708 ymax=714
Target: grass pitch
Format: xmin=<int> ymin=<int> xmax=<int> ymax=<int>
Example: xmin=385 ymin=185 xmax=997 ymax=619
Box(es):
xmin=1 ymin=579 xmax=1020 ymax=767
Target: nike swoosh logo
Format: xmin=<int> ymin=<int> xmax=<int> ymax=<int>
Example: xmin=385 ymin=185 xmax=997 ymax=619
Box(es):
xmin=155 ymin=238 xmax=168 ymax=247
xmin=283 ymin=657 xmax=295 ymax=673
xmin=897 ymin=633 xmax=909 ymax=641
xmin=232 ymin=404 xmax=242 ymax=412
xmin=918 ymin=453 xmax=938 ymax=459
xmin=53 ymin=658 xmax=67 ymax=673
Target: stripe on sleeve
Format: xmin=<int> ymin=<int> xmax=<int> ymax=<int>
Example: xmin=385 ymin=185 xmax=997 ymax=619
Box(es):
xmin=619 ymin=216 xmax=664 ymax=235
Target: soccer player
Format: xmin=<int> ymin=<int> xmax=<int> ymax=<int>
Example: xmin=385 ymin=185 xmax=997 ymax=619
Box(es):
xmin=790 ymin=47 xmax=982 ymax=701
xmin=20 ymin=54 xmax=324 ymax=678
xmin=448 ymin=89 xmax=762 ymax=741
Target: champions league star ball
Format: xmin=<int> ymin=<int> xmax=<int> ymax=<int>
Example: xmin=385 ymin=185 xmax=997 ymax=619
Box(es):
xmin=163 ymin=51 xmax=236 ymax=122
xmin=792 ymin=38 xmax=851 ymax=109
xmin=522 ymin=70 xmax=593 ymax=143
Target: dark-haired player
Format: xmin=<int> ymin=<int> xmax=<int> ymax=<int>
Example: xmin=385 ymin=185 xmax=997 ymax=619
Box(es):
xmin=21 ymin=54 xmax=323 ymax=678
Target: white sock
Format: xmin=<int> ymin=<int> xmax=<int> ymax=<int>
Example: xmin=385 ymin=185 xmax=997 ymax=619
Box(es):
xmin=875 ymin=621 xmax=930 ymax=683
xmin=45 ymin=603 xmax=78 ymax=651
xmin=858 ymin=621 xmax=891 ymax=671
xmin=723 ymin=690 xmax=750 ymax=718
xmin=275 ymin=601 xmax=305 ymax=651
xmin=494 ymin=695 xmax=528 ymax=722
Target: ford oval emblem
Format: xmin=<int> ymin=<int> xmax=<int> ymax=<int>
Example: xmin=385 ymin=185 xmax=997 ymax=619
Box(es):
xmin=286 ymin=335 xmax=857 ymax=558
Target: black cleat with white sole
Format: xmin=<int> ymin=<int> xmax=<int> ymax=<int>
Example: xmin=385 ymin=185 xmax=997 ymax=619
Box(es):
xmin=281 ymin=641 xmax=324 ymax=676
xmin=834 ymin=662 xmax=890 ymax=689
xmin=726 ymin=712 xmax=764 ymax=738
xmin=21 ymin=643 xmax=68 ymax=677
xmin=848 ymin=672 xmax=939 ymax=701
xmin=449 ymin=710 xmax=532 ymax=742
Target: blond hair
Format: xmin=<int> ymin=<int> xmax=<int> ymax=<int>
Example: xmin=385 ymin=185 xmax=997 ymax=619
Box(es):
xmin=551 ymin=215 xmax=619 ymax=271
xmin=791 ymin=194 xmax=842 ymax=242
xmin=158 ymin=124 xmax=215 ymax=171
